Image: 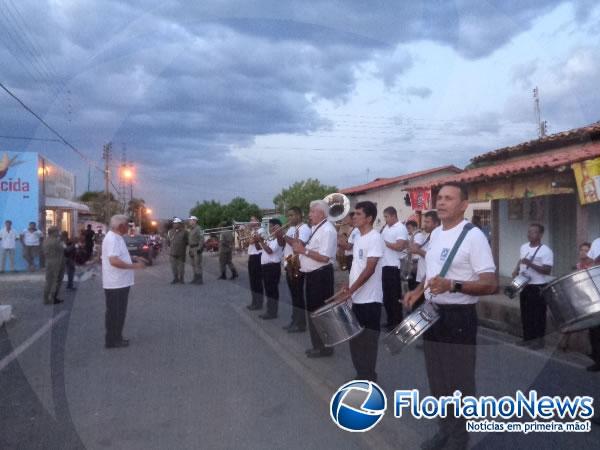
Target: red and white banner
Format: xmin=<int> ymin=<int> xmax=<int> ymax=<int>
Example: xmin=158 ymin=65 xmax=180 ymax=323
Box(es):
xmin=409 ymin=189 xmax=431 ymax=211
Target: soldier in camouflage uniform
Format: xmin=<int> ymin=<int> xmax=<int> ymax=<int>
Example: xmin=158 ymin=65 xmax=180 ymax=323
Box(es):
xmin=43 ymin=226 xmax=65 ymax=304
xmin=187 ymin=215 xmax=205 ymax=285
xmin=168 ymin=218 xmax=188 ymax=284
xmin=218 ymin=221 xmax=238 ymax=280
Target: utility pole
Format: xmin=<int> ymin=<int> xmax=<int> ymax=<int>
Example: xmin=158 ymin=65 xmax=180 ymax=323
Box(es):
xmin=119 ymin=144 xmax=127 ymax=213
xmin=533 ymin=87 xmax=547 ymax=139
xmin=102 ymin=142 xmax=112 ymax=224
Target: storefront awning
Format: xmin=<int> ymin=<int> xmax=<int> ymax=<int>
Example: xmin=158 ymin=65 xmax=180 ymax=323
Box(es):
xmin=45 ymin=197 xmax=90 ymax=212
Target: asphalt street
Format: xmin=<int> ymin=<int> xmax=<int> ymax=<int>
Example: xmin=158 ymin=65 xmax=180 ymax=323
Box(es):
xmin=1 ymin=252 xmax=599 ymax=449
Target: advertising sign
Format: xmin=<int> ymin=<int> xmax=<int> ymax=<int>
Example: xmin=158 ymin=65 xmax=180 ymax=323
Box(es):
xmin=0 ymin=151 xmax=40 ymax=271
xmin=572 ymin=158 xmax=600 ymax=205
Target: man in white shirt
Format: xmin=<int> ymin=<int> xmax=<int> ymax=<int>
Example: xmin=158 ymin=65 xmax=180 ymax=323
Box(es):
xmin=257 ymin=219 xmax=285 ymax=320
xmin=405 ymin=182 xmax=497 ymax=450
xmin=587 ymin=237 xmax=600 ymax=372
xmin=380 ymin=206 xmax=408 ymax=330
xmin=282 ymin=207 xmax=311 ymax=332
xmin=246 ymin=217 xmax=264 ymax=311
xmin=292 ymin=200 xmax=338 ymax=358
xmin=406 ymin=220 xmax=426 ymax=290
xmin=102 ymin=215 xmax=146 ymax=349
xmin=412 ymin=210 xmax=440 ymax=286
xmin=337 ymin=201 xmax=385 ymax=382
xmin=511 ymin=223 xmax=554 ymax=349
xmin=21 ymin=221 xmax=43 ymax=271
xmin=0 ymin=220 xmax=17 ymax=273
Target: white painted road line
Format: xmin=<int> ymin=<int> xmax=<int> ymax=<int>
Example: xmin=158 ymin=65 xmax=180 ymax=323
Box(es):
xmin=0 ymin=310 xmax=68 ymax=372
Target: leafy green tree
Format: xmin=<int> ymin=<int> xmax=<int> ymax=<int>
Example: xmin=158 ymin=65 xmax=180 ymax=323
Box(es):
xmin=273 ymin=178 xmax=338 ymax=216
xmin=223 ymin=197 xmax=262 ymax=223
xmin=189 ymin=200 xmax=225 ymax=229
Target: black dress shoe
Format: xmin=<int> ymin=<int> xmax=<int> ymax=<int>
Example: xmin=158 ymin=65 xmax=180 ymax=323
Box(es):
xmin=247 ymin=305 xmax=262 ymax=311
xmin=306 ymin=348 xmax=334 ymax=358
xmin=230 ymin=273 xmax=239 ymax=280
xmin=218 ymin=274 xmax=227 ymax=280
xmin=53 ymin=298 xmax=64 ymax=304
xmin=586 ymin=363 xmax=600 ymax=372
xmin=170 ymin=279 xmax=179 ymax=284
xmin=259 ymin=314 xmax=277 ymax=320
xmin=287 ymin=325 xmax=306 ymax=333
xmin=105 ymin=340 xmax=129 ymax=349
xmin=66 ymin=286 xmax=77 ymax=291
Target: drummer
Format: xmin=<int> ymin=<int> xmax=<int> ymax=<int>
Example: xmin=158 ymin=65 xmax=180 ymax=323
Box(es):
xmin=512 ymin=223 xmax=554 ymax=349
xmin=404 ymin=182 xmax=496 ymax=450
xmin=337 ymin=201 xmax=385 ymax=382
xmin=586 ymin=238 xmax=600 ymax=372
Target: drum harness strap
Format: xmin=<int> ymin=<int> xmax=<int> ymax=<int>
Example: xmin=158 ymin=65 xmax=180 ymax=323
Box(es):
xmin=427 ymin=222 xmax=475 ymax=306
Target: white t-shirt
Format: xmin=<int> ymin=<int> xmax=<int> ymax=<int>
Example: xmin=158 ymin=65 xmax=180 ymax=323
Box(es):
xmin=416 ymin=235 xmax=431 ymax=283
xmin=299 ymin=220 xmax=337 ymax=273
xmin=261 ymin=238 xmax=283 ymax=265
xmin=587 ymin=238 xmax=600 ymax=262
xmin=283 ymin=223 xmax=311 ymax=264
xmin=412 ymin=231 xmax=426 ymax=263
xmin=519 ymin=243 xmax=554 ymax=285
xmin=102 ymin=231 xmax=134 ymax=289
xmin=380 ymin=221 xmax=408 ymax=267
xmin=345 ymin=228 xmax=360 ymax=256
xmin=22 ymin=229 xmax=43 ymax=246
xmin=350 ymin=229 xmax=385 ymax=304
xmin=0 ymin=228 xmax=17 ymax=249
xmin=425 ymin=220 xmax=496 ymax=305
xmin=247 ymin=229 xmax=262 ymax=256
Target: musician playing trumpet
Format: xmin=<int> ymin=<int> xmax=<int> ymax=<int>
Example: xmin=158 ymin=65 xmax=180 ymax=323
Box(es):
xmin=336 ymin=201 xmax=385 ymax=382
xmin=246 ymin=217 xmax=264 ymax=311
xmin=256 ymin=219 xmax=285 ymax=320
xmin=282 ymin=207 xmax=311 ymax=333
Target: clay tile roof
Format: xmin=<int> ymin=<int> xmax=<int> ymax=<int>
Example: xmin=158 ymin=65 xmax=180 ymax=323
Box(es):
xmin=411 ymin=141 xmax=600 ymax=190
xmin=471 ymin=121 xmax=600 ymax=164
xmin=340 ymin=165 xmax=462 ymax=195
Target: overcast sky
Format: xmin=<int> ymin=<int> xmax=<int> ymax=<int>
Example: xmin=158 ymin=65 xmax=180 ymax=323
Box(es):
xmin=1 ymin=0 xmax=600 ymax=217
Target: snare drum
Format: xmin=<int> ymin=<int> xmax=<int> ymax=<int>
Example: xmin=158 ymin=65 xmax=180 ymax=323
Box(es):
xmin=383 ymin=301 xmax=440 ymax=355
xmin=543 ymin=265 xmax=600 ymax=332
xmin=504 ymin=273 xmax=531 ymax=299
xmin=310 ymin=300 xmax=363 ymax=347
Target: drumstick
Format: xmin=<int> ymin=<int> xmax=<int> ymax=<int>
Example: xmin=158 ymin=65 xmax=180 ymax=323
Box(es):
xmin=324 ymin=289 xmax=346 ymax=304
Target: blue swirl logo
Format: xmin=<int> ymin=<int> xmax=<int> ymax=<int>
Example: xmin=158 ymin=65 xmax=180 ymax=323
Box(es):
xmin=330 ymin=380 xmax=387 ymax=432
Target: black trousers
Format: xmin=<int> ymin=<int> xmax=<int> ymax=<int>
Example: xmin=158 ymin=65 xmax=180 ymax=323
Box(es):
xmin=66 ymin=261 xmax=75 ymax=287
xmin=424 ymin=303 xmax=477 ymax=436
xmin=350 ymin=302 xmax=382 ymax=381
xmin=382 ymin=266 xmax=403 ymax=326
xmin=262 ymin=263 xmax=281 ymax=316
xmin=590 ymin=325 xmax=600 ymax=365
xmin=346 ymin=255 xmax=353 ymax=271
xmin=104 ymin=287 xmax=130 ymax=346
xmin=248 ymin=255 xmax=263 ymax=307
xmin=305 ymin=264 xmax=334 ymax=351
xmin=286 ymin=271 xmax=306 ymax=327
xmin=519 ymin=284 xmax=547 ymax=341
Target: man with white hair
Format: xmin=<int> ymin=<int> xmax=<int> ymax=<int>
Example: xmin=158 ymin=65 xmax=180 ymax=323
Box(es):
xmin=102 ymin=215 xmax=146 ymax=349
xmin=292 ymin=199 xmax=338 ymax=358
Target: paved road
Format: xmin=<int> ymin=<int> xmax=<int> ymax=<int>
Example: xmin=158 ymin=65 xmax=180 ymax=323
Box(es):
xmin=1 ymin=253 xmax=599 ymax=449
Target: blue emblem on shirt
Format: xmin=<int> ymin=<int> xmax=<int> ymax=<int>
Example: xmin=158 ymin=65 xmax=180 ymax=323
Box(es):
xmin=440 ymin=248 xmax=449 ymax=261
xmin=359 ymin=249 xmax=364 ymax=259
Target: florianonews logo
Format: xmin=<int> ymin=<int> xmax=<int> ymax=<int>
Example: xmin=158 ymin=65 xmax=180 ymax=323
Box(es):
xmin=330 ymin=380 xmax=387 ymax=432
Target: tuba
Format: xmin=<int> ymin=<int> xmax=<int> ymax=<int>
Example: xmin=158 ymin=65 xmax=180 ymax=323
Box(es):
xmin=324 ymin=192 xmax=351 ymax=222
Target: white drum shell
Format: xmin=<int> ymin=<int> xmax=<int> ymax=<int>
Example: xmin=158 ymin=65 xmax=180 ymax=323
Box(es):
xmin=511 ymin=273 xmax=531 ymax=291
xmin=543 ymin=265 xmax=600 ymax=332
xmin=310 ymin=301 xmax=363 ymax=347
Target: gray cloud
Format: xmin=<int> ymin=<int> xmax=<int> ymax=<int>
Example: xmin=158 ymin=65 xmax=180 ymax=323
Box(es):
xmin=1 ymin=0 xmax=595 ymax=215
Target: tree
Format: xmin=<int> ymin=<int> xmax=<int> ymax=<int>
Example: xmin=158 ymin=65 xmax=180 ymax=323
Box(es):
xmin=223 ymin=197 xmax=262 ymax=223
xmin=79 ymin=190 xmax=120 ymax=223
xmin=189 ymin=197 xmax=262 ymax=229
xmin=273 ymin=178 xmax=338 ymax=216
